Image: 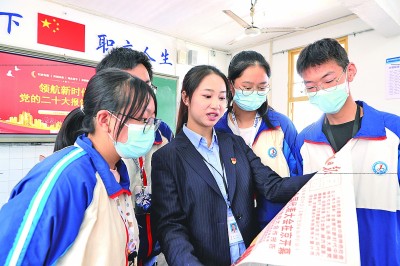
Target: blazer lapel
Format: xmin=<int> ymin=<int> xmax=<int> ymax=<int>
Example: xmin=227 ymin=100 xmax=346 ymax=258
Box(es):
xmin=217 ymin=133 xmax=237 ymax=201
xmin=175 ymin=132 xmax=223 ymax=198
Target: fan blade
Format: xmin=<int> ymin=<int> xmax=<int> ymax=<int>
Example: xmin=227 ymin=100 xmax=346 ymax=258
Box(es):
xmin=260 ymin=27 xmax=306 ymax=33
xmin=223 ymin=10 xmax=251 ymax=29
xmin=226 ymin=33 xmax=247 ymax=45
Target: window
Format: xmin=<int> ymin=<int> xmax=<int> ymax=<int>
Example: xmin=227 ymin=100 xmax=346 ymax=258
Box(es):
xmin=287 ymin=37 xmax=348 ymax=131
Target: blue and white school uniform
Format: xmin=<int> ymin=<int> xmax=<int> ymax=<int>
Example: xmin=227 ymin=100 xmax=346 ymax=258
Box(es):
xmin=215 ymin=108 xmax=298 ymax=228
xmin=0 ymin=134 xmax=138 ymax=265
xmin=294 ymin=101 xmax=400 ymax=266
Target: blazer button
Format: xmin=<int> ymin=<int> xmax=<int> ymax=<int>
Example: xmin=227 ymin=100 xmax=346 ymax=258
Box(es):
xmin=237 ymin=214 xmax=242 ymax=220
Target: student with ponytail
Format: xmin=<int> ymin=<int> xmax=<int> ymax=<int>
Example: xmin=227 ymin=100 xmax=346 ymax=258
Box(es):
xmin=0 ymin=68 xmax=160 ymax=265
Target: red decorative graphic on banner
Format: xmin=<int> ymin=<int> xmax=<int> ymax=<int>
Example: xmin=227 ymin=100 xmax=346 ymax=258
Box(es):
xmin=0 ymin=51 xmax=95 ymax=134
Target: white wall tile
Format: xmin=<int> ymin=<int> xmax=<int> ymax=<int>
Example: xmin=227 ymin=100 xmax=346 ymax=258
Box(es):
xmin=0 ymin=193 xmax=9 ymax=207
xmin=0 ymin=159 xmax=10 ymax=171
xmin=0 ymin=143 xmax=55 ymax=209
xmin=0 ymin=146 xmax=10 ymax=159
xmin=9 ymin=169 xmax=23 ymax=182
xmin=22 ymin=146 xmax=36 ymax=159
xmin=9 ymin=145 xmax=23 ymax=159
xmin=0 ymin=181 xmax=8 ymax=193
xmin=9 ymin=158 xmax=23 ymax=170
xmin=35 ymin=144 xmax=54 ymax=159
xmin=23 ymin=157 xmax=36 ymax=172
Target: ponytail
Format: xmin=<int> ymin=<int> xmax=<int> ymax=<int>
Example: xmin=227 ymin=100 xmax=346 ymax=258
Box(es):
xmin=53 ymin=108 xmax=86 ymax=152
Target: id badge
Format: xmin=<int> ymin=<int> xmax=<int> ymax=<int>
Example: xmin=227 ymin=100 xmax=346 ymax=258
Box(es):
xmin=227 ymin=208 xmax=243 ymax=244
xmin=134 ymin=185 xmax=152 ymax=214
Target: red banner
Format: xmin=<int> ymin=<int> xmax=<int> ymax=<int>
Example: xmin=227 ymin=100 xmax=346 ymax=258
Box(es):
xmin=37 ymin=13 xmax=85 ymax=52
xmin=0 ymin=51 xmax=95 ymax=134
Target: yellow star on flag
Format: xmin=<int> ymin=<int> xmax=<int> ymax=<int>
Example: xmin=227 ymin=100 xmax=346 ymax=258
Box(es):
xmin=41 ymin=19 xmax=51 ymax=28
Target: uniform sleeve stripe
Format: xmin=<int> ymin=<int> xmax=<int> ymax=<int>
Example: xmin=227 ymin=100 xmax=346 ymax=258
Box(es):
xmin=6 ymin=148 xmax=86 ymax=266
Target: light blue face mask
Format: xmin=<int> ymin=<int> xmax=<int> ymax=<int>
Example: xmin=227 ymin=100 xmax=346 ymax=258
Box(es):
xmin=233 ymin=89 xmax=267 ymax=111
xmin=110 ymin=123 xmax=155 ymax=159
xmin=308 ymin=81 xmax=349 ymax=114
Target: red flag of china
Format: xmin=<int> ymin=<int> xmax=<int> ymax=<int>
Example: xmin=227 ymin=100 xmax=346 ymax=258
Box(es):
xmin=37 ymin=13 xmax=85 ymax=52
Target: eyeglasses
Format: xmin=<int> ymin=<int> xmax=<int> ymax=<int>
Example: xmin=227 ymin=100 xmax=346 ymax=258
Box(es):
xmin=303 ymin=68 xmax=346 ymax=97
xmin=234 ymin=84 xmax=271 ymax=96
xmin=150 ymin=84 xmax=158 ymax=91
xmin=111 ymin=111 xmax=161 ymax=133
xmin=131 ymin=116 xmax=161 ymax=133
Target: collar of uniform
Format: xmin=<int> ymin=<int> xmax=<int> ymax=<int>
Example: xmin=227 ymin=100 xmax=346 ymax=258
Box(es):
xmin=76 ymin=134 xmax=131 ymax=197
xmin=183 ymin=125 xmax=218 ymax=149
xmin=353 ymin=101 xmax=387 ymax=139
xmin=154 ymin=128 xmax=162 ymax=144
xmin=303 ymin=101 xmax=387 ymax=144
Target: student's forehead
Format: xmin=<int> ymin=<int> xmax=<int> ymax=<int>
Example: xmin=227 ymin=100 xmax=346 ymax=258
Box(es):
xmin=125 ymin=65 xmax=150 ymax=82
xmin=302 ymin=61 xmax=338 ymax=78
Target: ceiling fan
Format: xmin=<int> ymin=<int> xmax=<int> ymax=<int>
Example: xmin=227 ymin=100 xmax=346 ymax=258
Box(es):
xmin=223 ymin=0 xmax=305 ymax=45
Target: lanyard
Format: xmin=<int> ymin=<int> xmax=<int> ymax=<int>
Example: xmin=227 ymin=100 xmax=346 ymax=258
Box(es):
xmin=109 ymin=169 xmax=137 ymax=256
xmin=231 ymin=112 xmax=260 ymax=147
xmin=201 ymin=150 xmax=231 ymax=208
xmin=133 ymin=157 xmax=147 ymax=186
xmin=324 ymin=104 xmax=360 ymax=152
xmin=114 ymin=195 xmax=137 ymax=255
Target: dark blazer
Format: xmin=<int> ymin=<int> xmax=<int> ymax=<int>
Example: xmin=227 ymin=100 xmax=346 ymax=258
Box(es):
xmin=151 ymin=131 xmax=312 ymax=266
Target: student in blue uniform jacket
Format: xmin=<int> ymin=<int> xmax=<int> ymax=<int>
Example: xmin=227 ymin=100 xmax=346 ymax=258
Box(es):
xmin=215 ymin=50 xmax=298 ymax=229
xmin=151 ymin=65 xmax=314 ymax=266
xmin=54 ymin=48 xmax=174 ymax=266
xmin=0 ymin=69 xmax=159 ymax=265
xmin=294 ymin=38 xmax=400 ymax=266
xmin=96 ymin=47 xmax=174 ymax=266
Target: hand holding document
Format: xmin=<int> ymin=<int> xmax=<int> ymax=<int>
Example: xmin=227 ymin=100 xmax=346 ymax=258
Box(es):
xmin=234 ymin=146 xmax=360 ymax=266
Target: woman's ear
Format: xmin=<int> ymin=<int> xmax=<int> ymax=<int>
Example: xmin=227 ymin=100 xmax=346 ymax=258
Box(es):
xmin=229 ymin=81 xmax=235 ymax=97
xmin=181 ymin=91 xmax=189 ymax=106
xmin=95 ymin=110 xmax=112 ymax=133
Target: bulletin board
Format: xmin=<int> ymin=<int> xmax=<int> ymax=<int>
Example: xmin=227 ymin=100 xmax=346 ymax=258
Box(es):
xmin=153 ymin=74 xmax=178 ymax=134
xmin=0 ymin=46 xmax=96 ymax=142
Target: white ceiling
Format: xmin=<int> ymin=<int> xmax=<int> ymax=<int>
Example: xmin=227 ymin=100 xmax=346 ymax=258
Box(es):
xmin=47 ymin=0 xmax=400 ymax=52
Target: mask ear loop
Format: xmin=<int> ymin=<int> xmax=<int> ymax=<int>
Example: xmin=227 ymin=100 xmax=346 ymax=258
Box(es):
xmin=343 ymin=63 xmax=350 ymax=94
xmin=107 ymin=111 xmax=117 ymax=144
xmin=108 ymin=111 xmax=124 ymax=143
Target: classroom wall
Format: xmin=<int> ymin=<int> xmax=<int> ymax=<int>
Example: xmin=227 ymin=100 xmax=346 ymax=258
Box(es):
xmin=233 ymin=17 xmax=400 ymax=117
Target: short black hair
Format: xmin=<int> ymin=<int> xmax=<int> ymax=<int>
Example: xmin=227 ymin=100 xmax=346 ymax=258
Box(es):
xmin=296 ymin=38 xmax=349 ymax=76
xmin=96 ymin=47 xmax=153 ymax=79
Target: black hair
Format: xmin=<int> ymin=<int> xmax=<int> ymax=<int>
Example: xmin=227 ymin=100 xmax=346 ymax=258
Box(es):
xmin=296 ymin=38 xmax=349 ymax=76
xmin=54 ymin=68 xmax=157 ymax=152
xmin=176 ymin=65 xmax=229 ymax=135
xmin=96 ymin=47 xmax=154 ymax=79
xmin=53 ymin=108 xmax=85 ymax=152
xmin=228 ymin=50 xmax=274 ymax=129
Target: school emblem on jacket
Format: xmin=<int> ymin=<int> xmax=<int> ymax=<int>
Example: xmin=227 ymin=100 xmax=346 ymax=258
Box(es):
xmin=268 ymin=147 xmax=278 ymax=158
xmin=372 ymin=161 xmax=388 ymax=175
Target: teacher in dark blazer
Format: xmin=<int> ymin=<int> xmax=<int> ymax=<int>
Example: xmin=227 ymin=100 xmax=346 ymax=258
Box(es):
xmin=151 ymin=65 xmax=313 ymax=266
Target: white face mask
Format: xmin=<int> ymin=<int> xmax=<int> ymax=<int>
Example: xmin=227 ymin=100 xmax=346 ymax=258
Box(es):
xmin=109 ymin=114 xmax=155 ymax=159
xmin=233 ymin=89 xmax=267 ymax=111
xmin=308 ymin=79 xmax=349 ymax=114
